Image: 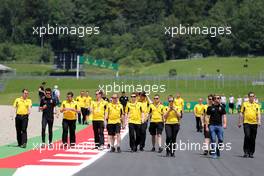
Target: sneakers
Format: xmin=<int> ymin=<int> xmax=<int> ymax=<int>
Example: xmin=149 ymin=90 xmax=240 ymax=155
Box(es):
xmin=117 ymin=147 xmax=121 ymax=153
xmin=139 ymin=147 xmax=144 ymax=151
xmin=151 ymin=147 xmax=155 ymax=152
xmin=107 ymin=144 xmax=111 ymax=149
xmin=110 ymin=146 xmax=115 ymax=152
xmin=20 ymin=144 xmax=27 ymax=148
xmin=203 ymin=150 xmax=209 ymax=155
xmin=158 ymin=147 xmax=163 ymax=153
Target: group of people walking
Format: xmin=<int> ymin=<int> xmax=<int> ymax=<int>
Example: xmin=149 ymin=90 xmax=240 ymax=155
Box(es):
xmin=12 ymin=87 xmax=261 ymax=159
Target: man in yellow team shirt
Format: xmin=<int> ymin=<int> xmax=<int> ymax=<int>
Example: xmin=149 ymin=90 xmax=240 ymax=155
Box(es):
xmin=125 ymin=92 xmax=143 ymax=152
xmin=105 ymin=93 xmax=124 ymax=153
xmin=174 ymin=92 xmax=184 ymax=118
xmin=76 ymin=91 xmax=88 ymax=125
xmin=60 ymin=92 xmax=80 ymax=147
xmin=148 ymin=94 xmax=164 ymax=153
xmin=86 ymin=91 xmax=92 ymax=122
xmin=194 ymin=98 xmax=204 ymax=132
xmin=202 ymin=94 xmax=213 ymax=155
xmin=138 ymin=91 xmax=150 ymax=151
xmin=238 ymin=92 xmax=261 ymax=158
xmin=90 ymin=90 xmax=108 ymax=150
xmin=164 ymin=95 xmax=181 ymax=157
xmin=12 ymin=89 xmax=32 ymax=148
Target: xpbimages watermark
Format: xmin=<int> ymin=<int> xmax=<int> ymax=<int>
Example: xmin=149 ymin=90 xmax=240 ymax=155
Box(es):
xmin=32 ymin=24 xmax=100 ymax=37
xmin=32 ymin=140 xmax=232 ymax=154
xmin=98 ymin=82 xmax=166 ymax=95
xmin=164 ymin=24 xmax=232 ymax=38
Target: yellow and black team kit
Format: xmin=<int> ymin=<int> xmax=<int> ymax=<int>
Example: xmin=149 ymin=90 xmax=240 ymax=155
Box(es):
xmin=203 ymin=104 xmax=210 ymax=139
xmin=13 ymin=97 xmax=32 ymax=147
xmin=139 ymin=101 xmax=150 ymax=150
xmin=76 ymin=96 xmax=88 ymax=125
xmin=90 ymin=99 xmax=108 ymax=148
xmin=241 ymin=101 xmax=261 ymax=156
xmin=194 ymin=104 xmax=204 ymax=132
xmin=174 ymin=98 xmax=184 ymax=118
xmin=106 ymin=103 xmax=123 ymax=136
xmin=164 ymin=105 xmax=181 ymax=157
xmin=149 ymin=103 xmax=165 ymax=136
xmin=126 ymin=102 xmax=142 ymax=152
xmin=60 ymin=100 xmax=80 ymax=145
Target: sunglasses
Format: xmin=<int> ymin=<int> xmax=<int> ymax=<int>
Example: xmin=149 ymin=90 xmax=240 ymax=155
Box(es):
xmin=154 ymin=97 xmax=159 ymax=100
xmin=216 ymin=97 xmax=220 ymax=100
xmin=46 ymin=92 xmax=51 ymax=95
xmin=208 ymin=98 xmax=212 ymax=100
xmin=168 ymin=100 xmax=174 ymax=102
xmin=112 ymin=97 xmax=117 ymax=99
xmin=131 ymin=95 xmax=136 ymax=98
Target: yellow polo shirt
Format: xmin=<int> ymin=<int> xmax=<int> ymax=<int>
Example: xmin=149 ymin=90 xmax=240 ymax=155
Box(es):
xmin=13 ymin=97 xmax=32 ymax=115
xmin=194 ymin=104 xmax=205 ymax=118
xmin=174 ymin=98 xmax=184 ymax=111
xmin=164 ymin=105 xmax=180 ymax=124
xmin=86 ymin=96 xmax=92 ymax=108
xmin=76 ymin=96 xmax=87 ymax=108
xmin=241 ymin=102 xmax=260 ymax=124
xmin=149 ymin=103 xmax=164 ymax=123
xmin=126 ymin=102 xmax=142 ymax=124
xmin=61 ymin=100 xmax=80 ymax=120
xmin=91 ymin=100 xmax=108 ymax=121
xmin=107 ymin=103 xmax=123 ymax=124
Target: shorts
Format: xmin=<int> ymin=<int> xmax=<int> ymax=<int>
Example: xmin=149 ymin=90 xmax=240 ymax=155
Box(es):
xmin=229 ymin=103 xmax=234 ymax=109
xmin=149 ymin=122 xmax=164 ymax=135
xmin=107 ymin=123 xmax=121 ymax=136
xmin=204 ymin=125 xmax=210 ymax=139
xmin=237 ymin=105 xmax=241 ymax=112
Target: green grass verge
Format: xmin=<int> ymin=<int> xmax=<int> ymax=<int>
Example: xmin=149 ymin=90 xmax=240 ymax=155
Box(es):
xmin=0 ymin=168 xmax=16 ymax=176
xmin=0 ymin=77 xmax=263 ymax=105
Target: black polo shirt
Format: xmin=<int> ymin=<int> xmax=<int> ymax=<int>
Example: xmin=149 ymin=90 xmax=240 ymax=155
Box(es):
xmin=40 ymin=97 xmax=57 ymax=119
xmin=207 ymin=104 xmax=226 ymax=126
xmin=119 ymin=96 xmax=129 ymax=107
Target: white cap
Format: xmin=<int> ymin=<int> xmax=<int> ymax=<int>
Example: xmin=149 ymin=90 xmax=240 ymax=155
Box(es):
xmin=54 ymin=85 xmax=58 ymax=89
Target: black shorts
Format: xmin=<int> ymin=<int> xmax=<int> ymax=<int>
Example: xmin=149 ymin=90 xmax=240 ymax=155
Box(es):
xmin=107 ymin=123 xmax=121 ymax=136
xmin=204 ymin=126 xmax=210 ymax=138
xmin=149 ymin=122 xmax=164 ymax=135
xmin=229 ymin=103 xmax=234 ymax=109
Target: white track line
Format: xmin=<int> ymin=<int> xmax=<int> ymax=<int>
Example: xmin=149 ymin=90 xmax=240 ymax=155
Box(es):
xmin=54 ymin=154 xmax=95 ymax=158
xmin=40 ymin=159 xmax=84 ymax=163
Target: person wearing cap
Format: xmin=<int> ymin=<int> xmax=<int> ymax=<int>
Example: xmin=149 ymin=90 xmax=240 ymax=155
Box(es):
xmin=90 ymin=90 xmax=108 ymax=150
xmin=125 ymin=92 xmax=143 ymax=152
xmin=60 ymin=92 xmax=80 ymax=147
xmin=238 ymin=92 xmax=261 ymax=158
xmin=148 ymin=94 xmax=164 ymax=153
xmin=174 ymin=93 xmax=184 ymax=118
xmin=164 ymin=95 xmax=181 ymax=157
xmin=12 ymin=89 xmax=32 ymax=148
xmin=105 ymin=93 xmax=124 ymax=153
xmin=194 ymin=98 xmax=204 ymax=132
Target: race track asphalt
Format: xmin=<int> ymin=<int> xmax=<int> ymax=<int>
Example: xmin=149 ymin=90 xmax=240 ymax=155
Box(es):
xmin=75 ymin=113 xmax=264 ymax=176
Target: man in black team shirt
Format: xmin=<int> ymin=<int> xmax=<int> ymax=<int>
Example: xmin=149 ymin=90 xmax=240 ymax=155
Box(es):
xmin=39 ymin=88 xmax=57 ymax=148
xmin=206 ymin=95 xmax=227 ymax=159
xmin=119 ymin=91 xmax=129 ymax=111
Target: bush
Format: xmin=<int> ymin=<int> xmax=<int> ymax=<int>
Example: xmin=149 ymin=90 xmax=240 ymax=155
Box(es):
xmin=169 ymin=68 xmax=177 ymax=77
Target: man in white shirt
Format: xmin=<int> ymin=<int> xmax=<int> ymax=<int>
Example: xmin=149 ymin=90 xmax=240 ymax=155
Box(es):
xmin=221 ymin=94 xmax=227 ymax=109
xmin=236 ymin=96 xmax=243 ymax=113
xmin=229 ymin=94 xmax=235 ymax=114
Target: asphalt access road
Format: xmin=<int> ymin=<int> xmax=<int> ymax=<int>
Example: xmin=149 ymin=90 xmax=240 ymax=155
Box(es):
xmin=75 ymin=113 xmax=264 ymax=176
